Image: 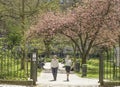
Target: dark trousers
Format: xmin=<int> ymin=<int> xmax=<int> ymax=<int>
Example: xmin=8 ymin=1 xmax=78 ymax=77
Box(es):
xmin=51 ymin=67 xmax=58 ymax=80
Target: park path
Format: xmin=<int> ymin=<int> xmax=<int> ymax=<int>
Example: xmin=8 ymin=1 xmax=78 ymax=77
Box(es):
xmin=0 ymin=62 xmax=99 ymax=87
xmin=36 ymin=62 xmax=100 ymax=87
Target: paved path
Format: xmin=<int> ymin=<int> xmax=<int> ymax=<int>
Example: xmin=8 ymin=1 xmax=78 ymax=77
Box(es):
xmin=0 ymin=62 xmax=100 ymax=87
xmin=36 ymin=62 xmax=100 ymax=87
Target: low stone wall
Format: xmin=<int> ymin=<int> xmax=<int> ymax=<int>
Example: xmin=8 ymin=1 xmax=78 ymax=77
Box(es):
xmin=0 ymin=80 xmax=33 ymax=86
xmin=103 ymin=81 xmax=120 ymax=87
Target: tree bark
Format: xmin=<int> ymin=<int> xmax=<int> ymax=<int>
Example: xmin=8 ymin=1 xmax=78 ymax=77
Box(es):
xmin=21 ymin=0 xmax=25 ymax=70
xmin=81 ymin=54 xmax=87 ymax=77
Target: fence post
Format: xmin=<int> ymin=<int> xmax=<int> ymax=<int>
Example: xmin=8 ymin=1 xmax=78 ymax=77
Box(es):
xmin=99 ymin=48 xmax=104 ymax=86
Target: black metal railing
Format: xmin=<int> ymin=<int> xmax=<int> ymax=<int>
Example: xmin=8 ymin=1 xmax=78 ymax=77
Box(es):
xmin=0 ymin=38 xmax=31 ymax=81
xmin=99 ymin=46 xmax=120 ymax=86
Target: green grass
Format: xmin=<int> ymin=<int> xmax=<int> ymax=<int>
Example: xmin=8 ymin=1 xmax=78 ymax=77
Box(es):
xmin=76 ymin=58 xmax=120 ymax=81
xmin=76 ymin=59 xmax=99 ymax=78
xmin=86 ymin=59 xmax=99 ymax=78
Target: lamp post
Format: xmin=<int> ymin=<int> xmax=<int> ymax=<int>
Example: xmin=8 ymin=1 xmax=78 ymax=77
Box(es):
xmin=31 ymin=48 xmax=38 ymax=85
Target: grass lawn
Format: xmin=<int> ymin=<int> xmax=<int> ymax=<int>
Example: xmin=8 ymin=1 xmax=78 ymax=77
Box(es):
xmin=76 ymin=58 xmax=99 ymax=79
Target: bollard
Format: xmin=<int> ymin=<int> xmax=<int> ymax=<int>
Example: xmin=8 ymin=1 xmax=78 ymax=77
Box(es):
xmin=75 ymin=62 xmax=80 ymax=72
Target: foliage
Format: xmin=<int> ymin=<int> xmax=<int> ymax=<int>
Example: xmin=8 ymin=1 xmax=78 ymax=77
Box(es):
xmin=87 ymin=59 xmax=99 ymax=66
xmin=0 ymin=0 xmax=62 ymax=70
xmin=28 ymin=0 xmax=120 ymax=66
xmin=7 ymin=28 xmax=22 ymax=48
xmin=39 ymin=0 xmax=60 ymax=13
xmin=50 ymin=34 xmax=73 ymax=55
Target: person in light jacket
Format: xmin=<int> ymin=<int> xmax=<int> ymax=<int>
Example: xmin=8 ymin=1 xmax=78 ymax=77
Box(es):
xmin=65 ymin=55 xmax=72 ymax=81
xmin=51 ymin=55 xmax=59 ymax=81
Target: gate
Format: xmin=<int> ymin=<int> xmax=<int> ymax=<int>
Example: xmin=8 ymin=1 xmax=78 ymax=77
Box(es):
xmin=0 ymin=38 xmax=38 ymax=85
xmin=99 ymin=45 xmax=120 ymax=86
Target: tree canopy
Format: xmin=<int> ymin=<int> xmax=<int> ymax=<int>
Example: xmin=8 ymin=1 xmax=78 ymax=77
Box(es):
xmin=27 ymin=0 xmax=120 ymax=65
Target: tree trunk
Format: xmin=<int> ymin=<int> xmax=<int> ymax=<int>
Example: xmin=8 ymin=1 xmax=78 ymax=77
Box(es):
xmin=82 ymin=55 xmax=87 ymax=64
xmin=20 ymin=0 xmax=25 ymax=70
xmin=44 ymin=40 xmax=50 ymax=58
xmin=46 ymin=44 xmax=50 ymax=58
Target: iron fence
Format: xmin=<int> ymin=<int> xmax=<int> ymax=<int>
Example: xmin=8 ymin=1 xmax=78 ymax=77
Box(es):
xmin=0 ymin=38 xmax=31 ymax=81
xmin=99 ymin=46 xmax=120 ymax=86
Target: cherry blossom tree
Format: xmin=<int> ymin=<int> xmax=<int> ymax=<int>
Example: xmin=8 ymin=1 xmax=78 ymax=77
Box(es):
xmin=27 ymin=0 xmax=120 ymax=76
xmin=60 ymin=0 xmax=120 ymax=76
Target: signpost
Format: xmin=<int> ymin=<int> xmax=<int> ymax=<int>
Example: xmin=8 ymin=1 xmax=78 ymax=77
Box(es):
xmin=31 ymin=48 xmax=38 ymax=85
xmin=32 ymin=53 xmax=36 ymax=61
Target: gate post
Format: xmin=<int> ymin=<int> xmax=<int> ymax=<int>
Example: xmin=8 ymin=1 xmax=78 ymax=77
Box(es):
xmin=99 ymin=48 xmax=104 ymax=86
xmin=31 ymin=48 xmax=38 ymax=85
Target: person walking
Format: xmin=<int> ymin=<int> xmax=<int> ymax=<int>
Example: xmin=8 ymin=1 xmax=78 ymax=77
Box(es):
xmin=65 ymin=55 xmax=72 ymax=81
xmin=51 ymin=55 xmax=59 ymax=81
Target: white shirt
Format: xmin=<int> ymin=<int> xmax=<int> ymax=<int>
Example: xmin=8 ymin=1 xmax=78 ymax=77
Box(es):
xmin=65 ymin=59 xmax=72 ymax=66
xmin=51 ymin=58 xmax=59 ymax=68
